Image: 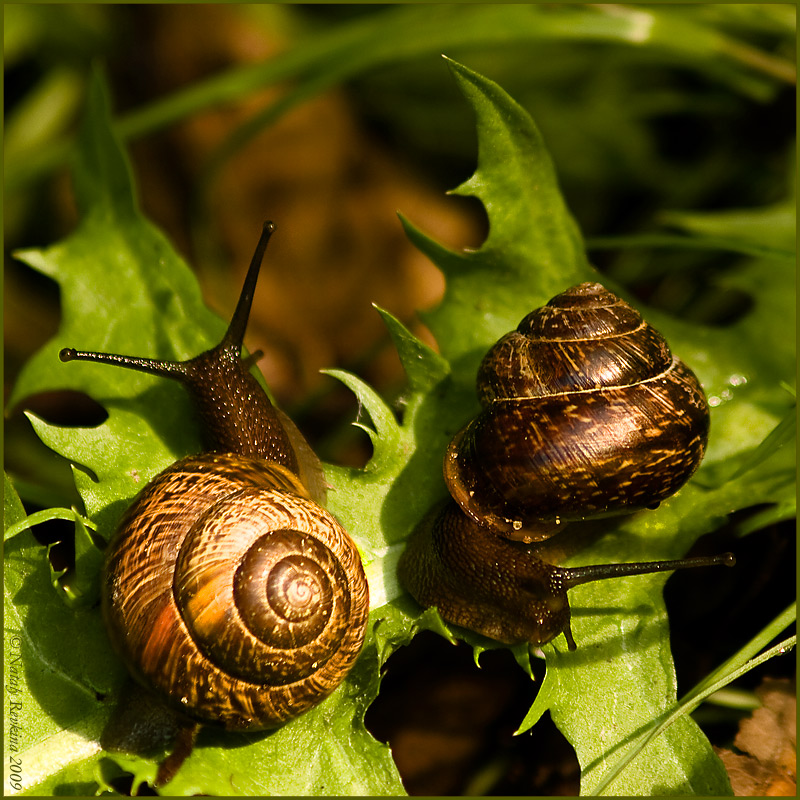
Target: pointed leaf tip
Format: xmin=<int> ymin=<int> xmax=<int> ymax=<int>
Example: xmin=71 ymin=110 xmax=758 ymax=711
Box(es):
xmin=322 ymin=368 xmax=401 ymax=468
xmin=374 ymin=305 xmax=449 ymax=395
xmin=74 ymin=66 xmax=138 ymax=220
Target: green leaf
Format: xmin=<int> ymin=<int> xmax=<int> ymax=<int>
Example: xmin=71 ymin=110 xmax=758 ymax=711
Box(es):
xmin=699 ymin=408 xmax=796 ymax=488
xmin=588 ymin=604 xmax=796 ymax=796
xmin=3 ymin=505 xmax=96 ymax=543
xmin=62 ymin=515 xmax=103 ymax=608
xmin=4 ymin=473 xmax=28 ymax=533
xmin=2 ymin=502 xmax=102 ymax=608
xmin=4 ymin=475 xmax=120 ymax=796
xmin=322 ymin=368 xmax=402 ymax=474
xmin=587 ymin=231 xmax=795 ymax=264
xmin=10 ymin=48 xmax=794 ymax=797
xmin=661 ymin=201 xmax=796 ymax=254
xmin=373 ymin=305 xmax=449 ymax=395
xmin=412 ymin=57 xmax=593 ymax=375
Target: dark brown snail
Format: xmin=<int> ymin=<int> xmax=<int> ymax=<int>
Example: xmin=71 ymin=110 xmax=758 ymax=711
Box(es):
xmin=60 ymin=223 xmax=369 ymax=772
xmin=399 ymin=282 xmax=734 ymax=650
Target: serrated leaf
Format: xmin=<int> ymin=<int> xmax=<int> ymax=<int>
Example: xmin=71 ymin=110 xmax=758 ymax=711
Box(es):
xmin=410 ymin=58 xmax=594 ymax=378
xmin=321 ymin=368 xmax=402 ymax=472
xmin=9 ymin=43 xmax=794 ymax=798
xmin=321 ymin=367 xmax=448 ymax=613
xmin=4 ymin=478 xmax=121 ymax=796
xmin=373 ymin=305 xmax=449 ymax=395
xmin=391 ymin=58 xmax=790 ymax=796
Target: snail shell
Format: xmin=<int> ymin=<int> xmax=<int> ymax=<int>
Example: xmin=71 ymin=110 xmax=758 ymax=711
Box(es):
xmin=445 ymin=282 xmax=710 ymax=541
xmin=103 ymin=453 xmax=368 ymax=729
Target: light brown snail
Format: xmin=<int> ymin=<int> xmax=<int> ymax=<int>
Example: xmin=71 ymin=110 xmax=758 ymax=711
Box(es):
xmin=399 ymin=282 xmax=734 ymax=649
xmin=60 ymin=223 xmax=369 ymax=779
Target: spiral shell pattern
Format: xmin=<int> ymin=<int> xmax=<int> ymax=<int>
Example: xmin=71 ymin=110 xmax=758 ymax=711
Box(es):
xmin=444 ymin=282 xmax=710 ymax=540
xmin=102 ymin=452 xmax=369 ymax=730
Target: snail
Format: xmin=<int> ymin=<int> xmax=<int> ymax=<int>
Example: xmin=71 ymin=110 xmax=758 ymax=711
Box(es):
xmin=60 ymin=222 xmax=369 ymax=780
xmin=399 ymin=282 xmax=734 ymax=650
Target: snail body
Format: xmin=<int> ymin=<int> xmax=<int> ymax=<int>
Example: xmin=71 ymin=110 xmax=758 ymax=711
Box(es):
xmin=399 ymin=282 xmax=733 ymax=649
xmin=60 ymin=223 xmax=368 ymax=733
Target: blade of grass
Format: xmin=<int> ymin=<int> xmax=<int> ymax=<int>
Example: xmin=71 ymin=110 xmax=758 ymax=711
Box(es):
xmin=588 ymin=603 xmax=797 ymax=795
xmin=8 ymin=4 xmax=793 ymax=191
xmin=4 ymin=508 xmax=97 ymax=541
xmin=586 ymin=232 xmax=795 ymax=263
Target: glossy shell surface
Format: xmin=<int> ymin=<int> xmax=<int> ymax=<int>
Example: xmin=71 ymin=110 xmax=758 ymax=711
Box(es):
xmin=102 ymin=452 xmax=369 ymax=729
xmin=445 ymin=283 xmax=709 ymax=539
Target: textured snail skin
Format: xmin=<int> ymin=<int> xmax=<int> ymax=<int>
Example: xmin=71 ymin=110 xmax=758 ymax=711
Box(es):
xmin=400 ymin=503 xmax=572 ymax=647
xmin=399 ymin=282 xmax=726 ymax=649
xmin=61 ymin=223 xmax=369 ymax=735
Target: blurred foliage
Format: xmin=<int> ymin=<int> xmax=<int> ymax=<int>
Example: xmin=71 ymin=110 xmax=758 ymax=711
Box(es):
xmin=5 ymin=4 xmax=794 ymax=240
xmin=5 ymin=4 xmax=795 ymax=400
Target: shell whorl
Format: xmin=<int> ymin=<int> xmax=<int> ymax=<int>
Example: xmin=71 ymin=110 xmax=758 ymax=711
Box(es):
xmin=445 ymin=283 xmax=710 ymax=540
xmin=102 ymin=452 xmax=369 ymax=729
xmin=398 ymin=281 xmax=731 ymax=652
